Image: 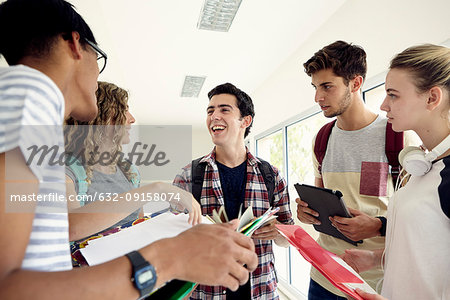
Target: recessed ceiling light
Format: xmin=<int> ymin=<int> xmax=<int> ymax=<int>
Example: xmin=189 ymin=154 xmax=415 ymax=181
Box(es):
xmin=197 ymin=0 xmax=242 ymax=32
xmin=180 ymin=76 xmax=206 ymax=98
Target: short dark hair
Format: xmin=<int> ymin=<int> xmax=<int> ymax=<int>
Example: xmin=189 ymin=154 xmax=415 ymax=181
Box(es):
xmin=303 ymin=40 xmax=367 ymax=85
xmin=0 ymin=0 xmax=96 ymax=65
xmin=208 ymin=83 xmax=255 ymax=138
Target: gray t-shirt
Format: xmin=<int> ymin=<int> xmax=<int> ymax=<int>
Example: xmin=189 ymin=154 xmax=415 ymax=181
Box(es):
xmin=66 ymin=165 xmax=140 ymax=230
xmin=322 ymin=115 xmax=388 ymax=173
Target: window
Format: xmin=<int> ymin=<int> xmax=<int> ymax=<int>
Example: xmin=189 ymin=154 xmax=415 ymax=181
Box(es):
xmin=363 ymin=83 xmax=386 ymax=115
xmin=285 ymin=112 xmax=325 ymax=294
xmin=256 ymin=129 xmax=285 ymax=176
xmin=255 ymin=109 xmax=328 ymax=298
xmin=286 ymin=113 xmax=327 ymax=186
xmin=256 ymin=129 xmax=288 ymax=282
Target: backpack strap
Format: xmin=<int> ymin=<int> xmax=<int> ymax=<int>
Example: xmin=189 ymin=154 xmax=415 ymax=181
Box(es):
xmin=257 ymin=158 xmax=276 ymax=206
xmin=190 ymin=156 xmax=276 ymax=205
xmin=385 ymin=122 xmax=404 ymax=184
xmin=129 ymin=163 xmax=141 ymax=188
xmin=66 ymin=157 xmax=89 ymax=206
xmin=314 ymin=120 xmax=336 ymax=175
xmin=191 ymin=157 xmax=207 ymax=202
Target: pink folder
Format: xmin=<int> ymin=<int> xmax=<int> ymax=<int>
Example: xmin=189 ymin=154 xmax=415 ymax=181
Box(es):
xmin=276 ymin=224 xmax=371 ymax=300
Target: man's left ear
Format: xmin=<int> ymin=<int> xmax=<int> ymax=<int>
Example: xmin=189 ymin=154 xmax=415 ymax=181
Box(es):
xmin=241 ymin=115 xmax=252 ymax=129
xmin=351 ymin=75 xmax=364 ymax=93
xmin=66 ymin=31 xmax=83 ymax=60
xmin=426 ymin=86 xmax=443 ymax=111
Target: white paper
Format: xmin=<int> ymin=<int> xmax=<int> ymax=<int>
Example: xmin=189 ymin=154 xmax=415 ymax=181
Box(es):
xmin=237 ymin=206 xmax=254 ymax=232
xmin=343 ymin=282 xmax=378 ymax=295
xmin=80 ymin=212 xmax=212 ymax=266
xmin=331 ymin=256 xmax=378 ymax=295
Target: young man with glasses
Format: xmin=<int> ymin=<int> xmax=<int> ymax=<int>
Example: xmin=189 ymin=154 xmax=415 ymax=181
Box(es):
xmin=0 ymin=1 xmax=257 ymax=298
xmin=84 ymin=38 xmax=108 ymax=74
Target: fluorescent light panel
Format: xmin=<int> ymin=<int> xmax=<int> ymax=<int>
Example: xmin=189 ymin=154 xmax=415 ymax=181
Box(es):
xmin=197 ymin=0 xmax=242 ymax=32
xmin=181 ymin=76 xmax=206 ymax=98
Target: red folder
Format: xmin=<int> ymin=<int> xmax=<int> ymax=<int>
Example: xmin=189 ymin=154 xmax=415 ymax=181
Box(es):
xmin=276 ymin=224 xmax=371 ymax=300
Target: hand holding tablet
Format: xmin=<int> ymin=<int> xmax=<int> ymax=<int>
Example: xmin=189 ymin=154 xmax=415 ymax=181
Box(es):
xmin=294 ymin=183 xmax=362 ymax=246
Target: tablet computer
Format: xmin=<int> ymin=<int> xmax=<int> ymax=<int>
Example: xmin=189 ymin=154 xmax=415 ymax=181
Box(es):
xmin=294 ymin=183 xmax=362 ymax=246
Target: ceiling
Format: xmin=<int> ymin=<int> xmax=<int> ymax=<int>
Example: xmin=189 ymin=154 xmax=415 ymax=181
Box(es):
xmin=74 ymin=0 xmax=350 ymax=128
xmin=2 ymin=0 xmax=347 ymax=128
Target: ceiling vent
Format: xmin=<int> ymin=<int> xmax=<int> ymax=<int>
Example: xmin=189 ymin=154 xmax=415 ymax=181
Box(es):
xmin=180 ymin=76 xmax=206 ymax=98
xmin=197 ymin=0 xmax=242 ymax=32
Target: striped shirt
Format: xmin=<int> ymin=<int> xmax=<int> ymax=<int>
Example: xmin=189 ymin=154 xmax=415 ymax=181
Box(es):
xmin=174 ymin=148 xmax=294 ymax=300
xmin=0 ymin=65 xmax=72 ymax=271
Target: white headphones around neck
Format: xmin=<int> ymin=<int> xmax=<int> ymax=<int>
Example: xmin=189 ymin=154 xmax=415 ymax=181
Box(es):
xmin=399 ymin=134 xmax=450 ymax=176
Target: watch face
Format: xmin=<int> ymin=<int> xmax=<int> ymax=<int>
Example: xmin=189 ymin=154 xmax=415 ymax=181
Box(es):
xmin=135 ymin=265 xmax=156 ymax=290
xmin=137 ymin=270 xmax=154 ymax=285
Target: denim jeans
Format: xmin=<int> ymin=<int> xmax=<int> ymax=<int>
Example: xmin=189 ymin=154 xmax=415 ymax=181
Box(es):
xmin=308 ymin=279 xmax=347 ymax=300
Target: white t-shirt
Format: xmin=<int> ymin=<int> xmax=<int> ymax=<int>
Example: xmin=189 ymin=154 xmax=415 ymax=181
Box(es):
xmin=382 ymin=155 xmax=450 ymax=299
xmin=0 ymin=65 xmax=72 ymax=271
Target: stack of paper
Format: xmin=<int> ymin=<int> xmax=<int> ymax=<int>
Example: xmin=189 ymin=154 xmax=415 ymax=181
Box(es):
xmin=80 ymin=213 xmax=212 ymax=300
xmin=80 ymin=212 xmax=211 ymax=266
xmin=276 ymin=224 xmax=378 ymax=300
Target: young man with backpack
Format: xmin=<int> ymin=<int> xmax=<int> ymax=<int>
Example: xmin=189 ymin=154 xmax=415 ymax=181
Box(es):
xmin=296 ymin=41 xmax=413 ymax=299
xmin=173 ymin=82 xmax=294 ymax=300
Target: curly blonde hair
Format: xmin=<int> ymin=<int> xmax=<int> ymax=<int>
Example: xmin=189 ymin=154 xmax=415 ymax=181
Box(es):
xmin=65 ymin=81 xmax=136 ymax=185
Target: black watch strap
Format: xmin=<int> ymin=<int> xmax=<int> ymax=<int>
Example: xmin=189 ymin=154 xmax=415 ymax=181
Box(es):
xmin=125 ymin=250 xmax=156 ymax=298
xmin=376 ymin=216 xmax=387 ymax=236
xmin=126 ymin=250 xmax=149 ymax=270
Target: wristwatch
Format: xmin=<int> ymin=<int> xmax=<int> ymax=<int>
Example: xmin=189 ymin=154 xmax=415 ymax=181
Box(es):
xmin=125 ymin=250 xmax=157 ymax=299
xmin=376 ymin=216 xmax=387 ymax=236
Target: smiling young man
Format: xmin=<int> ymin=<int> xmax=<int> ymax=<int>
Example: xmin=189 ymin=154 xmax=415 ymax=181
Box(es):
xmin=296 ymin=41 xmax=413 ymax=299
xmin=174 ymin=83 xmax=294 ymax=300
xmin=0 ymin=1 xmax=258 ymax=298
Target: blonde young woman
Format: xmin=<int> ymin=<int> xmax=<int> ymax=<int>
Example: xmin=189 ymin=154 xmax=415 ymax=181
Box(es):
xmin=65 ymin=82 xmax=201 ymax=256
xmin=341 ymin=45 xmax=450 ymax=300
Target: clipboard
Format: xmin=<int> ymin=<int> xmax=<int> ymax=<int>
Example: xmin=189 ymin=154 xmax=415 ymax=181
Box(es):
xmin=294 ymin=183 xmax=362 ymax=246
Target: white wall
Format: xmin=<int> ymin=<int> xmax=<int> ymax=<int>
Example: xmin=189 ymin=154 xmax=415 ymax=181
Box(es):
xmin=191 ymin=126 xmax=214 ymax=159
xmin=249 ymin=0 xmax=450 ymax=140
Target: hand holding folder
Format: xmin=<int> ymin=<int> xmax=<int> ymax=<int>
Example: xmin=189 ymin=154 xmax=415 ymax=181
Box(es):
xmin=80 ymin=213 xmax=258 ymax=300
xmin=276 ymin=224 xmax=378 ymax=300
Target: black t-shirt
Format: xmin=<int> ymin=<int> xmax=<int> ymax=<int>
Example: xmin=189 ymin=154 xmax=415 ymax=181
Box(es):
xmin=216 ymin=160 xmax=247 ymax=220
xmin=216 ymin=160 xmax=251 ymax=299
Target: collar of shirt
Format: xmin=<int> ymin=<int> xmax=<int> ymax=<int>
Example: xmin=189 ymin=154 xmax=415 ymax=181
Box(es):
xmin=200 ymin=146 xmax=261 ymax=167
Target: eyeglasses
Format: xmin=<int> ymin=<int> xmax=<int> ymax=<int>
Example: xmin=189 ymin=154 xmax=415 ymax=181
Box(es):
xmin=84 ymin=38 xmax=108 ymax=74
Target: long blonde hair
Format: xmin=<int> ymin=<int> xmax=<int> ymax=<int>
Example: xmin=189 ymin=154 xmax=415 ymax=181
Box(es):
xmin=65 ymin=81 xmax=135 ymax=184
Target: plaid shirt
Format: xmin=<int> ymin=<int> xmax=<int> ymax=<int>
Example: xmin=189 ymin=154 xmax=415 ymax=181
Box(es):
xmin=173 ymin=148 xmax=294 ymax=300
